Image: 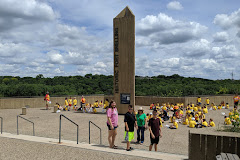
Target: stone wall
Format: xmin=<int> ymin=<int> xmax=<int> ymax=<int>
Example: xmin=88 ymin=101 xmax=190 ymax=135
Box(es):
xmin=0 ymin=94 xmax=235 ymax=109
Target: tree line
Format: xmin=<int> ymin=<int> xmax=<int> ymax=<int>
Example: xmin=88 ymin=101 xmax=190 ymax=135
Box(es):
xmin=0 ymin=74 xmax=239 ymax=97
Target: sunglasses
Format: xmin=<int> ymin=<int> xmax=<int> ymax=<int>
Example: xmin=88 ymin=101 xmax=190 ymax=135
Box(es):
xmin=129 ymin=108 xmax=133 ymax=110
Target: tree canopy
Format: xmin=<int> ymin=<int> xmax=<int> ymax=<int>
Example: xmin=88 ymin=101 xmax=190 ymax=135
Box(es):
xmin=0 ymin=74 xmax=239 ymax=97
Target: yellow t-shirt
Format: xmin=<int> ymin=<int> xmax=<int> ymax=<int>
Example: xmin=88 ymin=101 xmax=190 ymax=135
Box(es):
xmin=73 ymin=99 xmax=77 ymax=106
xmin=235 ymin=115 xmax=239 ymax=120
xmin=179 ymin=110 xmax=183 ymax=115
xmin=218 ymin=106 xmax=222 ymax=110
xmin=188 ymin=116 xmax=192 ymax=121
xmin=225 ymin=118 xmax=231 ymax=125
xmin=213 ymin=106 xmax=217 ymax=110
xmin=183 ymin=118 xmax=189 ymax=125
xmin=226 ymin=105 xmax=229 ymax=109
xmin=187 ymin=110 xmax=191 ymax=114
xmin=94 ymin=102 xmax=99 ymax=107
xmin=162 ymin=106 xmax=167 ymax=111
xmin=197 ymin=98 xmax=201 ymax=103
xmin=202 ymin=114 xmax=205 ymax=119
xmin=65 ymin=100 xmax=68 ymax=106
xmin=104 ymin=101 xmax=109 ymax=109
xmin=210 ymin=121 xmax=215 ymax=127
xmin=202 ymin=121 xmax=208 ymax=127
xmin=173 ymin=122 xmax=178 ymax=129
xmin=189 ymin=121 xmax=196 ymax=128
xmin=203 ymin=108 xmax=208 ymax=114
xmin=193 ymin=107 xmax=198 ymax=112
xmin=170 ymin=116 xmax=176 ymax=123
xmin=195 ymin=114 xmax=199 ymax=121
xmin=68 ymin=99 xmax=72 ymax=105
xmin=206 ymin=99 xmax=210 ymax=105
xmin=93 ymin=108 xmax=97 ymax=113
xmin=198 ymin=111 xmax=202 ymax=116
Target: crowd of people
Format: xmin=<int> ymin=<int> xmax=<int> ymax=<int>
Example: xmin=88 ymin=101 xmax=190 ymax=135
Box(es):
xmin=44 ymin=92 xmax=240 ymax=152
xmin=54 ymin=96 xmax=109 ymax=114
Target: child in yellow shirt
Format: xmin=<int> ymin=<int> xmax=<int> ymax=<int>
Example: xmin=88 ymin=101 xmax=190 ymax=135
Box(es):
xmin=189 ymin=118 xmax=196 ymax=128
xmin=73 ymin=97 xmax=77 ymax=110
xmin=208 ymin=118 xmax=215 ymax=127
xmin=183 ymin=116 xmax=189 ymax=125
xmin=170 ymin=119 xmax=178 ymax=129
xmin=218 ymin=105 xmax=222 ymax=110
xmin=203 ymin=106 xmax=208 ymax=114
xmin=64 ymin=98 xmax=69 ymax=111
xmin=224 ymin=116 xmax=231 ymax=125
xmin=201 ymin=119 xmax=208 ymax=127
xmin=213 ymin=105 xmax=217 ymax=110
xmin=226 ymin=103 xmax=229 ymax=109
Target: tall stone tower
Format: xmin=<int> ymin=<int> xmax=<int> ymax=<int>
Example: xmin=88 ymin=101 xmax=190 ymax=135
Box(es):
xmin=113 ymin=6 xmax=135 ymax=114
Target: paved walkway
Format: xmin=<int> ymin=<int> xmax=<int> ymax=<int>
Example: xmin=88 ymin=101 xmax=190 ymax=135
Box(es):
xmin=0 ymin=132 xmax=188 ymax=160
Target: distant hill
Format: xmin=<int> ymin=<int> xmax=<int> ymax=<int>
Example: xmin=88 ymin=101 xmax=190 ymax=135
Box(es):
xmin=0 ymin=74 xmax=239 ymax=97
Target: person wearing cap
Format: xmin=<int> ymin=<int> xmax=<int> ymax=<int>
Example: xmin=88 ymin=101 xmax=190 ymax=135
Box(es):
xmin=136 ymin=107 xmax=147 ymax=144
xmin=189 ymin=117 xmax=197 ymax=128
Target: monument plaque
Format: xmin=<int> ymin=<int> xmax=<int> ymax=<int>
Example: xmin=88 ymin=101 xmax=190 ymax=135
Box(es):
xmin=113 ymin=6 xmax=135 ymax=114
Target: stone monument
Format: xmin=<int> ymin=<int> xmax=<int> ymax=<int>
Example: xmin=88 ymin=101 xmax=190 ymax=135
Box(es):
xmin=113 ymin=6 xmax=135 ymax=114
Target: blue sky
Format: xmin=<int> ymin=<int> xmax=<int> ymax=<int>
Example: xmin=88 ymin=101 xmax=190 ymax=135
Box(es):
xmin=0 ymin=0 xmax=240 ymax=80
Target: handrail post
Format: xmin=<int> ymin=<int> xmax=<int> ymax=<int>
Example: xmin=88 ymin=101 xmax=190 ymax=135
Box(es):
xmin=17 ymin=116 xmax=19 ymax=135
xmin=17 ymin=115 xmax=35 ymax=136
xmin=59 ymin=114 xmax=78 ymax=144
xmin=0 ymin=117 xmax=3 ymax=134
xmin=89 ymin=121 xmax=102 ymax=145
xmin=100 ymin=128 xmax=102 ymax=145
xmin=77 ymin=125 xmax=79 ymax=144
xmin=33 ymin=123 xmax=35 ymax=136
xmin=59 ymin=115 xmax=61 ymax=143
xmin=89 ymin=121 xmax=90 ymax=144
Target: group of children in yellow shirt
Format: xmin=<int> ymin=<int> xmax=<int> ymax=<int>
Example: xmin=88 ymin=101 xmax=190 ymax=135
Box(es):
xmin=56 ymin=98 xmax=109 ymax=114
xmin=148 ymin=97 xmax=240 ymax=129
xmin=148 ymin=102 xmax=217 ymax=129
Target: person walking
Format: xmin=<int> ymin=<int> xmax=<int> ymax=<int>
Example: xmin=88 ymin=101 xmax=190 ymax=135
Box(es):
xmin=106 ymin=100 xmax=118 ymax=149
xmin=44 ymin=91 xmax=50 ymax=110
xmin=233 ymin=94 xmax=239 ymax=109
xmin=136 ymin=107 xmax=147 ymax=144
xmin=81 ymin=95 xmax=86 ymax=110
xmin=148 ymin=109 xmax=162 ymax=152
xmin=124 ymin=105 xmax=138 ymax=151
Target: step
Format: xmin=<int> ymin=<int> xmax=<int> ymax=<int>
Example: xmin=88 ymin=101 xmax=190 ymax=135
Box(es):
xmin=0 ymin=132 xmax=188 ymax=160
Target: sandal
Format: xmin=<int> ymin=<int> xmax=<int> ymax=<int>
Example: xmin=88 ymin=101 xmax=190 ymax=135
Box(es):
xmin=113 ymin=145 xmax=118 ymax=149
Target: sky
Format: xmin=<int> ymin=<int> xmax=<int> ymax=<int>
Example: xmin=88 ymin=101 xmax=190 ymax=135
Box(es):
xmin=0 ymin=0 xmax=240 ymax=80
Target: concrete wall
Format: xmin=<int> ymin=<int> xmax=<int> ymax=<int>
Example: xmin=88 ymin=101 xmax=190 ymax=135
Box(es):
xmin=135 ymin=96 xmax=185 ymax=106
xmin=0 ymin=95 xmax=105 ymax=109
xmin=0 ymin=95 xmax=235 ymax=109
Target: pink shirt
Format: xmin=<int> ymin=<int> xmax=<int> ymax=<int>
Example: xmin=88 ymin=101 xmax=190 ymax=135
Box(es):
xmin=107 ymin=108 xmax=118 ymax=127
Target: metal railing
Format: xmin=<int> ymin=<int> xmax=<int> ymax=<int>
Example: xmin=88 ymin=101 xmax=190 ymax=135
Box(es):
xmin=0 ymin=117 xmax=2 ymax=134
xmin=89 ymin=121 xmax=102 ymax=145
xmin=59 ymin=114 xmax=79 ymax=144
xmin=17 ymin=115 xmax=35 ymax=136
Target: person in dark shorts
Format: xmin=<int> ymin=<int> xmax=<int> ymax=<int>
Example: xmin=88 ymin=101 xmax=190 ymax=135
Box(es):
xmin=124 ymin=105 xmax=138 ymax=151
xmin=148 ymin=109 xmax=162 ymax=151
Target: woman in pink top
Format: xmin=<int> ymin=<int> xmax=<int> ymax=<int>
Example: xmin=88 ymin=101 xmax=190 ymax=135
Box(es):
xmin=107 ymin=100 xmax=118 ymax=149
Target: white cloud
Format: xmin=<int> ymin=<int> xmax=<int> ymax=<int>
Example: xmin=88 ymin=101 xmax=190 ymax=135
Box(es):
xmin=214 ymin=9 xmax=240 ymax=30
xmin=0 ymin=0 xmax=57 ymax=32
xmin=167 ymin=1 xmax=183 ymax=10
xmin=213 ymin=32 xmax=229 ymax=42
xmin=136 ymin=13 xmax=208 ymax=45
